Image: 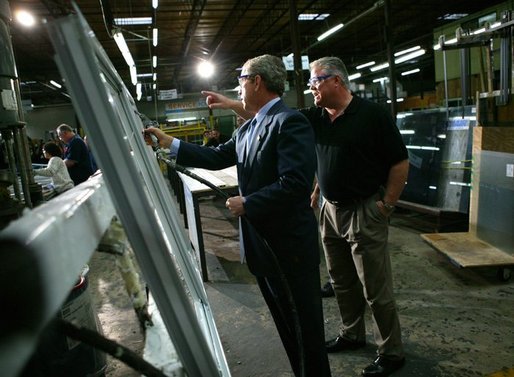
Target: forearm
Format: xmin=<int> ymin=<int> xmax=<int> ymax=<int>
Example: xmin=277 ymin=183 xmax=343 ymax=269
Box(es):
xmin=383 ymin=159 xmax=409 ymax=204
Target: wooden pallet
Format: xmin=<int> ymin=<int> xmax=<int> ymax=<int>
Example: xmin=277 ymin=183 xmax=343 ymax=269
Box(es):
xmin=421 ymin=232 xmax=514 ymax=268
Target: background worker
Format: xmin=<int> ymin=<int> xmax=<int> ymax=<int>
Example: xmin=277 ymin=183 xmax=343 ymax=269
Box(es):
xmin=56 ymin=124 xmax=94 ymax=185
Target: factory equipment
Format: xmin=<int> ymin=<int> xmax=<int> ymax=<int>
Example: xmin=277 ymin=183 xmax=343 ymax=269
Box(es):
xmin=0 ymin=0 xmax=42 ymax=227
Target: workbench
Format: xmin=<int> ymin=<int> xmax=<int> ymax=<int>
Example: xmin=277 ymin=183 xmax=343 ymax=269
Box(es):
xmin=177 ymin=166 xmax=238 ymax=281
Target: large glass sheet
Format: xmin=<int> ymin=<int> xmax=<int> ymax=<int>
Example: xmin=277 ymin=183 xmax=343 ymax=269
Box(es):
xmin=397 ymin=106 xmax=474 ymax=213
xmin=476 ymin=150 xmax=514 ymax=255
xmin=46 ymin=5 xmax=230 ymax=377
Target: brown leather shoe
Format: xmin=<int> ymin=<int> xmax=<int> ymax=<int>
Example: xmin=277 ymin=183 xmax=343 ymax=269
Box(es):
xmin=362 ymin=356 xmax=405 ymax=376
xmin=325 ymin=336 xmax=366 ymax=353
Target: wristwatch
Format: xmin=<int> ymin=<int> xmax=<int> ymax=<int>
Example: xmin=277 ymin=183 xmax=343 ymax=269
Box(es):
xmin=381 ymin=200 xmax=395 ymax=213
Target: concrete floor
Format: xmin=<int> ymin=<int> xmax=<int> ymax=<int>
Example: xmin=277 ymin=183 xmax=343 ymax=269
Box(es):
xmin=88 ymin=195 xmax=514 ymax=377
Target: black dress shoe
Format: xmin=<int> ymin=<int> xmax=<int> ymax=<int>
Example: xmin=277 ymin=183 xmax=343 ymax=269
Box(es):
xmin=325 ymin=336 xmax=366 ymax=353
xmin=321 ymin=281 xmax=335 ymax=298
xmin=362 ymin=356 xmax=405 ymax=376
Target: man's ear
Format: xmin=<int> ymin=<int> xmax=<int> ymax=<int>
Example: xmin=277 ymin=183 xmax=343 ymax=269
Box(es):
xmin=254 ymin=75 xmax=262 ymax=91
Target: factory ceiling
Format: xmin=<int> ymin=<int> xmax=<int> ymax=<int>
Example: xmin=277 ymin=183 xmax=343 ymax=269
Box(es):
xmin=5 ymin=0 xmax=506 ymax=106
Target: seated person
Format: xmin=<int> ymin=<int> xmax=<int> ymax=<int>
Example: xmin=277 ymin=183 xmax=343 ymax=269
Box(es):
xmin=34 ymin=142 xmax=74 ymax=194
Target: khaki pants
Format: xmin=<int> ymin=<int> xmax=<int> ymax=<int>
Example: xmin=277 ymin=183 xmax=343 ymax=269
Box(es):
xmin=320 ymin=193 xmax=404 ymax=359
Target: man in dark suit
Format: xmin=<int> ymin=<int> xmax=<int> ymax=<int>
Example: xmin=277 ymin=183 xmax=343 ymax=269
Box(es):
xmin=145 ymin=54 xmax=331 ymax=377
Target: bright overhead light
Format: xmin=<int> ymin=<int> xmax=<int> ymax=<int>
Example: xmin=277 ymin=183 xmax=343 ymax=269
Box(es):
xmin=113 ymin=30 xmax=138 ymax=85
xmin=15 ymin=10 xmax=36 ymax=27
xmin=136 ymin=83 xmax=142 ymax=101
xmin=130 ymin=66 xmax=137 ymax=86
xmin=373 ymin=77 xmax=388 ymax=83
xmin=153 ymin=73 xmax=157 ymax=81
xmin=152 ymin=28 xmax=158 ymax=47
xmin=113 ymin=31 xmax=135 ymax=67
xmin=298 ymin=13 xmax=330 ymax=21
xmin=197 ymin=61 xmax=215 ymax=79
xmin=394 ymin=45 xmax=420 ymax=57
xmin=356 ymin=61 xmax=375 ymax=70
xmin=152 ymin=56 xmax=157 ymax=68
xmin=395 ymin=49 xmax=425 ymax=64
xmin=370 ymin=63 xmax=389 ymax=72
xmin=114 ymin=17 xmax=152 ymax=26
xmin=317 ymin=23 xmax=344 ymax=41
xmin=401 ymin=68 xmax=420 ymax=76
xmin=152 ymin=0 xmax=158 ymax=9
xmin=50 ymin=80 xmax=62 ymax=88
xmin=348 ymin=73 xmax=361 ymax=81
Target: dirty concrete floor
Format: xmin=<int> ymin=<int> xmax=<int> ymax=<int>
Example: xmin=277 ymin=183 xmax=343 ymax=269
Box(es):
xmin=88 ymin=195 xmax=514 ymax=377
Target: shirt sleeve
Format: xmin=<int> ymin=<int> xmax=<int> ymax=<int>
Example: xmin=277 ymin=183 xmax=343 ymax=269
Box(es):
xmin=170 ymin=138 xmax=181 ymax=158
xmin=34 ymin=158 xmax=59 ymax=177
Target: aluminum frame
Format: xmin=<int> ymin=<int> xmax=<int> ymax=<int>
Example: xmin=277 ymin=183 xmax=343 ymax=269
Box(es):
xmin=46 ymin=5 xmax=230 ymax=377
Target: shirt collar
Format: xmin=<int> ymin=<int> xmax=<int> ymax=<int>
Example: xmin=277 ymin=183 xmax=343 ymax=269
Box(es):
xmin=254 ymin=97 xmax=281 ymax=125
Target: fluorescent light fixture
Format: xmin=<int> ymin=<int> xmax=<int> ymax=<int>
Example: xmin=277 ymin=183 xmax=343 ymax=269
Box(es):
xmin=153 ymin=28 xmax=158 ymax=47
xmin=152 ymin=0 xmax=158 ymax=9
xmin=130 ymin=66 xmax=137 ymax=85
xmin=386 ymin=98 xmax=404 ymax=103
xmin=450 ymin=181 xmax=471 ymax=187
xmin=113 ymin=31 xmax=135 ymax=67
xmin=153 ymin=83 xmax=156 ymax=90
xmin=153 ymin=55 xmax=157 ymax=68
xmin=394 ymin=45 xmax=420 ymax=57
xmin=429 ymin=186 xmax=437 ymax=190
xmin=50 ymin=80 xmax=62 ymax=88
xmin=114 ymin=17 xmax=152 ymax=26
xmin=168 ymin=117 xmax=197 ymax=122
xmin=348 ymin=73 xmax=361 ymax=81
xmin=317 ymin=23 xmax=344 ymax=41
xmin=370 ymin=63 xmax=389 ymax=72
xmin=298 ymin=13 xmax=330 ymax=21
xmin=153 ymin=73 xmax=157 ymax=81
xmin=15 ymin=10 xmax=36 ymax=27
xmin=356 ymin=61 xmax=375 ymax=70
xmin=136 ymin=83 xmax=142 ymax=101
xmin=395 ymin=49 xmax=425 ymax=64
xmin=400 ymin=130 xmax=415 ymax=135
xmin=372 ymin=77 xmax=388 ymax=83
xmin=137 ymin=73 xmax=153 ymax=78
xmin=397 ymin=112 xmax=413 ymax=118
xmin=303 ymin=89 xmax=311 ymax=94
xmin=401 ymin=68 xmax=420 ymax=76
xmin=434 ymin=37 xmax=457 ymax=50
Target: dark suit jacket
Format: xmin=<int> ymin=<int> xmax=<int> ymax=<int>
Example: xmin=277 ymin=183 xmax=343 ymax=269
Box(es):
xmin=176 ymin=99 xmax=319 ymax=276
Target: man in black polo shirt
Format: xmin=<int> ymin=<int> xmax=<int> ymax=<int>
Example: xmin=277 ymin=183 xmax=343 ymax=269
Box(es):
xmin=305 ymin=57 xmax=408 ymax=377
xmin=202 ymin=57 xmax=409 ymax=376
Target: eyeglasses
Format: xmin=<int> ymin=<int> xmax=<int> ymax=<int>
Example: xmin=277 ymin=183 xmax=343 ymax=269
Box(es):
xmin=307 ymin=74 xmax=333 ymax=88
xmin=237 ymin=74 xmax=255 ymax=85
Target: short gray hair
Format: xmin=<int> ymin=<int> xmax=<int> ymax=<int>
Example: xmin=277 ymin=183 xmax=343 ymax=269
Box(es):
xmin=310 ymin=57 xmax=350 ymax=88
xmin=56 ymin=123 xmax=73 ymax=133
xmin=243 ymin=54 xmax=287 ymax=96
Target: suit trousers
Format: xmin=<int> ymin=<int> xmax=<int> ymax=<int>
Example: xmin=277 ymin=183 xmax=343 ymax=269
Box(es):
xmin=256 ymin=266 xmax=331 ymax=377
xmin=320 ymin=195 xmax=404 ymax=360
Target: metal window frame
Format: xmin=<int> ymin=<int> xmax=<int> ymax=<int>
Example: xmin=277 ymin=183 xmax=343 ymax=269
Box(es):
xmin=46 ymin=5 xmax=230 ymax=377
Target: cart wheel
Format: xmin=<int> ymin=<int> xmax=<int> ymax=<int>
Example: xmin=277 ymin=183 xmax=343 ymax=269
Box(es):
xmin=497 ymin=267 xmax=511 ymax=282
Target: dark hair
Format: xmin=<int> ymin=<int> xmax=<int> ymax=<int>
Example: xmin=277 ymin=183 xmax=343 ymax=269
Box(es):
xmin=43 ymin=142 xmax=63 ymax=158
